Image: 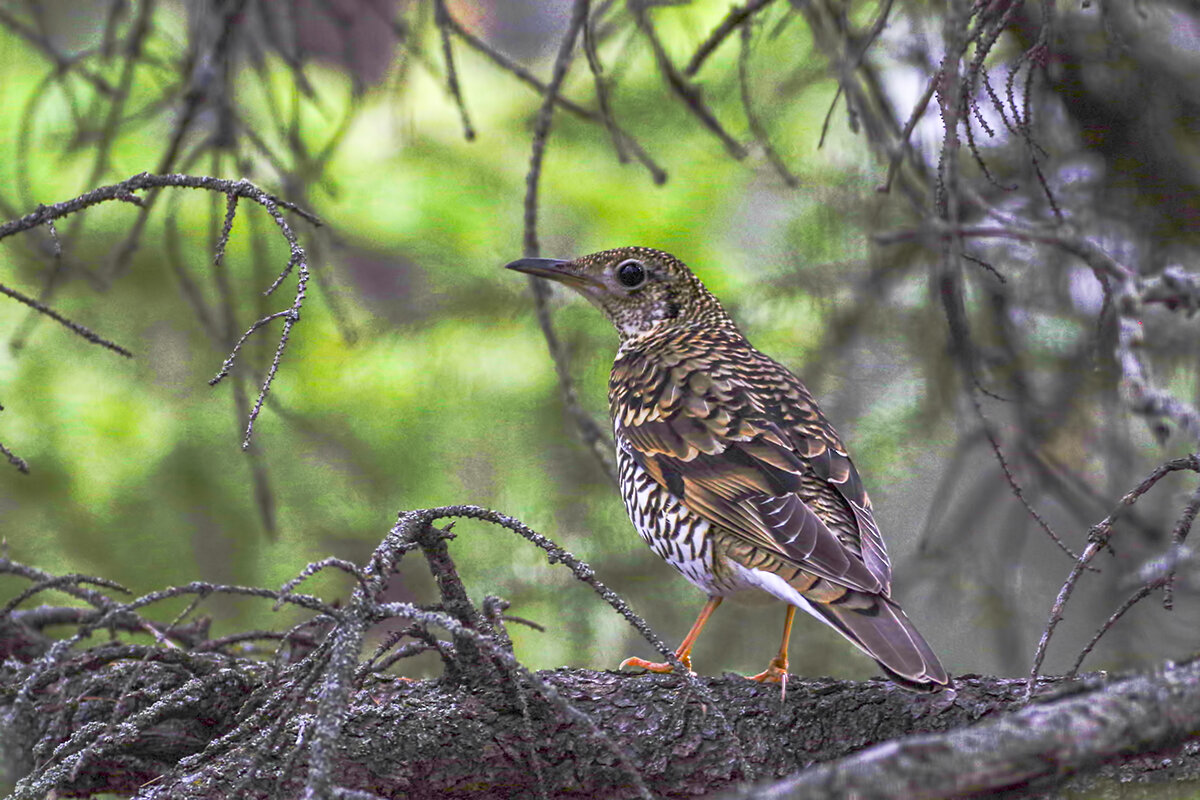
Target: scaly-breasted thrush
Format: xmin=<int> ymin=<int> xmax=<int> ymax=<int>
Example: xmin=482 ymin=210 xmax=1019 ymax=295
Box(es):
xmin=508 ymin=247 xmax=948 ymax=692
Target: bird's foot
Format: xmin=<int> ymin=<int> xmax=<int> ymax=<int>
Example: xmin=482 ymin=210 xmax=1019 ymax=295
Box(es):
xmin=747 ymin=662 xmax=787 ymax=683
xmin=747 ymin=656 xmax=789 ymax=701
xmin=619 ymin=655 xmax=691 ymax=674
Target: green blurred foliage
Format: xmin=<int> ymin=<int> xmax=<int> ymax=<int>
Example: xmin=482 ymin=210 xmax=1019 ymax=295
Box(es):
xmin=0 ymin=1 xmax=951 ymax=681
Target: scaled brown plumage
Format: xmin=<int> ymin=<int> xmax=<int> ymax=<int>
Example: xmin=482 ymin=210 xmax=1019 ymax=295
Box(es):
xmin=507 ymin=247 xmax=949 ymax=692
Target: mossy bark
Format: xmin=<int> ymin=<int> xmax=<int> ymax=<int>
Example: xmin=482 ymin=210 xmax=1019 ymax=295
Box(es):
xmin=5 ymin=657 xmax=1200 ymax=799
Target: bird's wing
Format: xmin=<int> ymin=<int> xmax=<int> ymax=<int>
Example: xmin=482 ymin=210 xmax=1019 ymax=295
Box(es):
xmin=611 ymin=337 xmax=891 ymax=595
xmin=755 ymin=357 xmax=893 ymax=595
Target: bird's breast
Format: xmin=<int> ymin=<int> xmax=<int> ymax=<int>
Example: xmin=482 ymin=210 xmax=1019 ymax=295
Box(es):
xmin=615 ymin=437 xmax=764 ymax=597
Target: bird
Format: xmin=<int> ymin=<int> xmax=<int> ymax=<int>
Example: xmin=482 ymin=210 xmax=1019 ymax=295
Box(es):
xmin=506 ymin=247 xmax=949 ymax=692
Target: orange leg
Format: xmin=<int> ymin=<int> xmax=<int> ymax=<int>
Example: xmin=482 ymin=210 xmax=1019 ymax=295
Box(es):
xmin=748 ymin=605 xmax=795 ymax=698
xmin=619 ymin=596 xmax=723 ymax=674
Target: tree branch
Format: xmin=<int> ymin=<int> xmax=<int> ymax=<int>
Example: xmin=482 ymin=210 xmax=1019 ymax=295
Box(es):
xmin=721 ymin=658 xmax=1200 ymax=800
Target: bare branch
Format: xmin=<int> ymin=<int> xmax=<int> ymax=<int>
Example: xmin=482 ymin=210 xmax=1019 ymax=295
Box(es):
xmin=439 ymin=4 xmax=667 ymax=183
xmin=685 ymin=0 xmax=778 ymax=77
xmin=581 ymin=6 xmax=626 ymax=162
xmin=0 ymin=279 xmax=132 ymax=358
xmin=970 ymin=391 xmax=1087 ymax=563
xmin=630 ymin=3 xmax=747 ymax=159
xmin=738 ymin=21 xmax=798 ymax=187
xmin=1027 ymin=455 xmax=1200 ymax=698
xmin=520 ymin=0 xmax=618 ymax=484
xmin=433 ymin=0 xmax=476 ymax=141
xmin=0 ymin=438 xmax=29 ymax=474
xmin=721 ymin=659 xmax=1200 ymax=800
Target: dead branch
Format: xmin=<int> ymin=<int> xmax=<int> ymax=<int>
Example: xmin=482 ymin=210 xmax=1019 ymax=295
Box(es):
xmin=520 ymin=0 xmax=619 ymax=485
xmin=7 ymin=537 xmax=1200 ymax=796
xmin=5 ymin=510 xmax=1200 ymax=799
xmin=1 ymin=504 xmax=754 ymax=799
xmin=0 ymin=172 xmax=319 ymax=468
xmin=1028 ymin=455 xmax=1200 ymax=697
xmin=437 ymin=3 xmax=667 ymax=183
xmin=719 ymin=658 xmax=1200 ymax=800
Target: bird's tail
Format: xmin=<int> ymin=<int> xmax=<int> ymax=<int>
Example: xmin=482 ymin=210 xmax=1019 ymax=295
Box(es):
xmin=809 ymin=593 xmax=950 ymax=691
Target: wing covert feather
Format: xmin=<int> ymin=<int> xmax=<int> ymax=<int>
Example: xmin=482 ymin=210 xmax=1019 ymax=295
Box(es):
xmin=611 ymin=333 xmax=893 ymax=595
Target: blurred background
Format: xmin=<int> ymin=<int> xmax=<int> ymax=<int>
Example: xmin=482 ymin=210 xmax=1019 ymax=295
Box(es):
xmin=1 ymin=0 xmax=1199 ymax=683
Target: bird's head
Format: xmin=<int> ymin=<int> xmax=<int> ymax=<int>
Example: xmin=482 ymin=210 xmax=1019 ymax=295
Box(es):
xmin=505 ymin=246 xmax=732 ymax=343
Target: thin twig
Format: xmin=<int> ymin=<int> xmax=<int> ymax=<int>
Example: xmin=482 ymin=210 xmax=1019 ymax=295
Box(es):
xmin=684 ymin=0 xmax=778 ymax=77
xmin=878 ymin=69 xmax=938 ymax=193
xmin=0 ymin=172 xmax=319 ymax=451
xmin=738 ymin=20 xmax=797 ymax=187
xmin=208 ymin=310 xmax=294 ymax=385
xmin=433 ymin=0 xmax=475 ymax=141
xmin=0 ymin=439 xmax=29 ymax=473
xmin=971 ymin=391 xmax=1087 ymax=563
xmin=581 ymin=6 xmax=626 ymax=162
xmin=630 ymin=2 xmax=747 ymax=159
xmin=1068 ymin=580 xmax=1162 ymax=678
xmin=0 ymin=280 xmax=132 ymax=357
xmin=521 ymin=0 xmax=618 ymax=484
xmin=1027 ymin=455 xmax=1200 ymax=699
xmin=440 ymin=5 xmax=666 ymax=183
xmin=1162 ymin=481 xmax=1200 ymax=609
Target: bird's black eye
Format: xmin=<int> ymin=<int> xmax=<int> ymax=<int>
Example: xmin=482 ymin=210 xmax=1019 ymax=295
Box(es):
xmin=616 ymin=259 xmax=646 ymax=288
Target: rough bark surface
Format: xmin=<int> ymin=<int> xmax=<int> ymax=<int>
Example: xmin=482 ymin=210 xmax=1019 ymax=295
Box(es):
xmin=4 ymin=655 xmax=1200 ymax=799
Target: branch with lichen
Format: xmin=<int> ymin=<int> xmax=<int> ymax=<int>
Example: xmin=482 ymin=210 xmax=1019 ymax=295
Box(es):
xmin=0 ymin=172 xmax=319 ymax=471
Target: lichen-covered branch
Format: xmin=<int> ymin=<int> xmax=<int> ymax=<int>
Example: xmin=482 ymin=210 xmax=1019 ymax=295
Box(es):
xmin=4 ymin=507 xmax=1200 ymax=799
xmin=720 ymin=658 xmax=1200 ymax=800
xmin=0 ymin=172 xmax=319 ymax=466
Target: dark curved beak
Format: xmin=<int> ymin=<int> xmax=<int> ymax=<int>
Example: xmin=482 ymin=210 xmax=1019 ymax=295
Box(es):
xmin=504 ymin=257 xmax=603 ymax=290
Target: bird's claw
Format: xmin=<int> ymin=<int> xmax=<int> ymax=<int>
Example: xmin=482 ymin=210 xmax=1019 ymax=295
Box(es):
xmin=619 ymin=655 xmax=690 ymax=674
xmin=747 ymin=665 xmax=787 ymax=683
xmin=747 ymin=657 xmax=789 ymax=702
